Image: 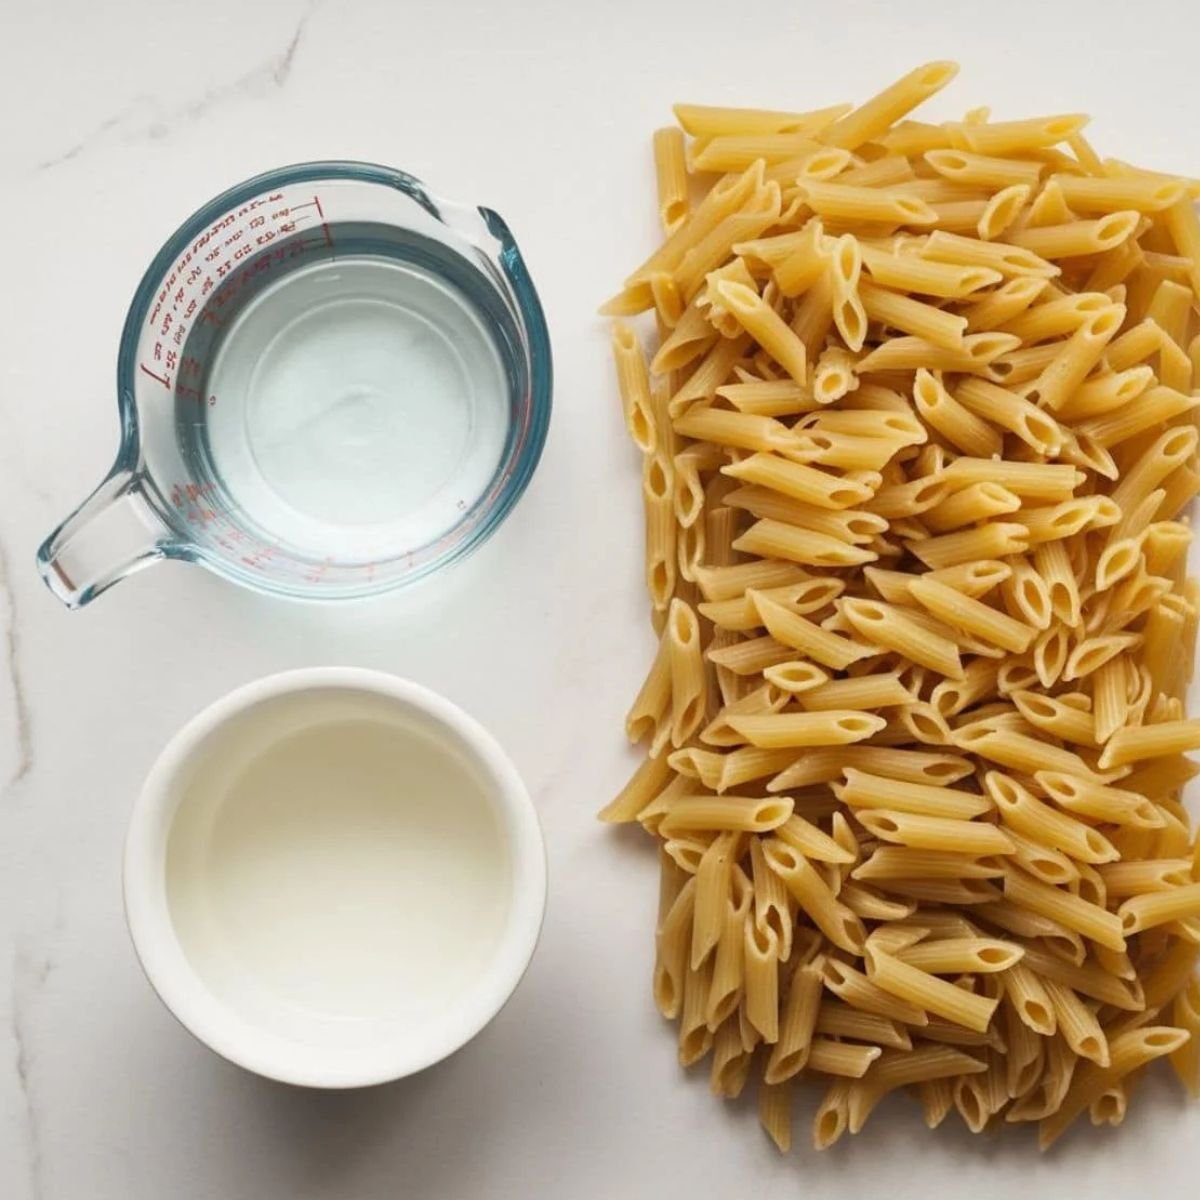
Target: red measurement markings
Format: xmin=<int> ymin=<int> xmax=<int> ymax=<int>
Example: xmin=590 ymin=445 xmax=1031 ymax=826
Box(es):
xmin=144 ymin=191 xmax=321 ymax=397
xmin=139 ymin=363 xmax=171 ymax=389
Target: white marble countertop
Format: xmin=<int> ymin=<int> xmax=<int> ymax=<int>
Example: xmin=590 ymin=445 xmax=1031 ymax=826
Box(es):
xmin=2 ymin=1 xmax=1200 ymax=1196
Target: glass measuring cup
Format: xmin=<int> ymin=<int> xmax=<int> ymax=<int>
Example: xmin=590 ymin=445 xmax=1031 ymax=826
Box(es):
xmin=37 ymin=162 xmax=552 ymax=607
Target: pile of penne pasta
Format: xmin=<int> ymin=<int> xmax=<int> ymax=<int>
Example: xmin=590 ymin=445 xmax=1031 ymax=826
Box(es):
xmin=600 ymin=62 xmax=1200 ymax=1152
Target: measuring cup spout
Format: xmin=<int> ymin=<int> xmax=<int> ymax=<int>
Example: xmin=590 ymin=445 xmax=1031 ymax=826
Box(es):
xmin=36 ymin=467 xmax=180 ymax=609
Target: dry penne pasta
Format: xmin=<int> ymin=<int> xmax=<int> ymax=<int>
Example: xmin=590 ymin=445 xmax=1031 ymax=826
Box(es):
xmin=867 ymin=947 xmax=999 ymax=1031
xmin=604 ymin=63 xmax=1200 ymax=1159
xmin=835 ymin=768 xmax=992 ymax=817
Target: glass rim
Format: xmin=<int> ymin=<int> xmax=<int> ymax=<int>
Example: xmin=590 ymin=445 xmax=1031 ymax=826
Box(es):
xmin=115 ymin=160 xmax=553 ymax=601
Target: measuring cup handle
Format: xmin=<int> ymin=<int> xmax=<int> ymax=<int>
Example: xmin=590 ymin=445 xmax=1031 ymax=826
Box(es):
xmin=36 ymin=468 xmax=178 ymax=609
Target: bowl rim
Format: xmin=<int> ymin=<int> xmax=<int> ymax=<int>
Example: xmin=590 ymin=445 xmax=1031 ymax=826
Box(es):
xmin=113 ymin=160 xmax=553 ymax=602
xmin=122 ymin=666 xmax=547 ymax=1088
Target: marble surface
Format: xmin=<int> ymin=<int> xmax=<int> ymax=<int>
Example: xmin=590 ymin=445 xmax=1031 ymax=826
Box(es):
xmin=2 ymin=1 xmax=1200 ymax=1196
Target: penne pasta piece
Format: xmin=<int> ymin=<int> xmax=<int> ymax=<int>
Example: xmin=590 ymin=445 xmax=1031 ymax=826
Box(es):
xmin=859 ymin=279 xmax=969 ymax=349
xmin=1078 ymin=384 xmax=1200 ymax=449
xmin=920 ymin=229 xmax=1059 ymax=277
xmin=956 ymin=114 xmax=1088 ymax=156
xmin=653 ymin=127 xmax=690 ymax=234
xmin=839 ymin=597 xmax=965 ymax=678
xmin=853 ymin=847 xmax=1004 ymax=882
xmin=897 ymin=937 xmax=1023 ymax=975
xmin=599 ymin=753 xmax=676 ymax=824
xmin=722 ymin=451 xmax=877 ymax=509
xmin=1036 ymin=771 xmax=1162 ymax=829
xmin=912 ymin=368 xmax=1003 ymax=456
xmin=1001 ymin=868 xmax=1126 ymax=951
xmin=763 ymin=839 xmax=866 ymax=954
xmin=855 ymin=809 xmax=1015 ymax=855
xmin=691 ymin=832 xmax=735 ymax=970
xmin=1118 ymin=883 xmax=1200 ymax=934
xmin=812 ymin=345 xmax=861 ymax=404
xmin=667 ymin=600 xmax=706 ymax=747
xmin=907 ymin=523 xmax=1031 ymax=570
xmin=675 ymin=186 xmax=784 ymax=297
xmin=771 ymin=216 xmax=829 ymax=296
xmin=908 ymin=576 xmax=1036 ymax=654
xmin=706 ymin=865 xmax=753 ymax=1029
xmin=762 ymin=660 xmax=830 ymax=695
xmin=857 ymin=330 xmax=1023 ymax=374
xmin=626 ymin=623 xmax=673 ymax=753
xmin=807 ymin=1038 xmax=884 ymax=1078
xmin=823 ymin=61 xmax=960 ymax=150
xmin=953 ymin=722 xmax=1115 ymax=783
xmin=1096 ymin=859 xmax=1193 ymax=899
xmin=1010 ymin=211 xmax=1140 ymax=258
xmin=669 ymin=333 xmax=753 ymax=417
xmin=923 ymin=482 xmax=1020 ymax=533
xmin=726 ymin=709 xmax=885 ymax=749
xmin=750 ymin=590 xmax=878 ymax=669
xmin=987 ymin=770 xmax=1118 ymax=863
xmin=1010 ymin=691 xmax=1096 ymax=746
xmin=769 ymin=746 xmax=973 ymax=793
xmin=978 ymin=184 xmax=1033 ymax=240
xmin=744 ymin=917 xmax=781 ymax=1044
xmin=797 ymin=672 xmax=913 ymax=711
xmin=864 ymin=474 xmax=951 ymax=519
xmin=1043 ymin=979 xmax=1110 ymax=1066
xmin=835 ymin=768 xmax=992 ymax=818
xmin=765 ymin=961 xmax=825 ymax=1083
xmin=775 ymin=814 xmax=856 ymax=864
xmin=674 ymin=102 xmax=852 ymax=138
xmin=1018 ymin=495 xmax=1120 ymax=545
xmin=694 ymin=560 xmax=810 ymax=603
xmin=866 ymin=948 xmax=998 ymax=1032
xmin=816 ymin=1000 xmax=913 ymax=1051
xmin=715 ymin=280 xmax=809 ymax=384
xmin=612 ymin=323 xmax=656 ymax=452
xmin=710 ymin=1016 xmax=754 ymax=1099
xmin=1039 ymin=1027 xmax=1189 ymax=1148
xmin=717 ymin=379 xmax=815 ymax=417
xmin=925 ymin=148 xmax=1043 ymax=189
xmin=821 ymin=956 xmax=929 ymax=1025
xmin=964 ymin=275 xmax=1048 ymax=332
xmin=952 ymin=376 xmax=1064 ymax=453
xmin=689 ymin=131 xmax=820 ymax=173
xmin=1099 ymin=719 xmax=1200 ymax=769
xmin=733 ymin=517 xmax=878 ymax=568
xmin=679 ymin=954 xmax=716 ymax=1066
xmin=653 ymin=876 xmax=696 ymax=1019
xmin=750 ymin=835 xmax=793 ymax=961
xmin=861 ymin=244 xmax=1001 ymax=298
xmin=1025 ymin=305 xmax=1125 ymax=411
xmin=659 ymin=794 xmax=794 ymax=836
xmin=1170 ymin=979 xmax=1200 ymax=1098
xmin=1054 ymin=171 xmax=1186 ymax=213
xmin=674 ymin=406 xmax=803 ymax=456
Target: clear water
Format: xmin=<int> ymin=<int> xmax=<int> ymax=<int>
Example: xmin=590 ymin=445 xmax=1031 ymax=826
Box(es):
xmin=177 ymin=224 xmax=514 ymax=564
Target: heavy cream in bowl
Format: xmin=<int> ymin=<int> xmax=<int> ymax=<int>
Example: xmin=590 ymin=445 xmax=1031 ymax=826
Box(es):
xmin=124 ymin=669 xmax=546 ymax=1088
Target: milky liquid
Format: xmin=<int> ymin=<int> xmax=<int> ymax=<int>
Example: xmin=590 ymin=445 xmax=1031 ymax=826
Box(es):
xmin=177 ymin=225 xmax=513 ymax=564
xmin=165 ymin=691 xmax=512 ymax=1044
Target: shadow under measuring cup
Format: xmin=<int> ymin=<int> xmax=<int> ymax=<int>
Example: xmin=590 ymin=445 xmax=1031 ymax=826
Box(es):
xmin=37 ymin=161 xmax=552 ymax=607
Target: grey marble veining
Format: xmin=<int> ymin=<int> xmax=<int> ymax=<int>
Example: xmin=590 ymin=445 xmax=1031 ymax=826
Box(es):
xmin=0 ymin=537 xmax=33 ymax=793
xmin=34 ymin=3 xmax=315 ymax=174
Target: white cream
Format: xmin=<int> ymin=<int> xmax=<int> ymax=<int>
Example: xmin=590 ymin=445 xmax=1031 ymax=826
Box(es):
xmin=164 ymin=688 xmax=512 ymax=1048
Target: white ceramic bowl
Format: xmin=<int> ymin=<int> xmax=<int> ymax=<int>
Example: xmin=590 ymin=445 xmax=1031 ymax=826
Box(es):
xmin=123 ymin=668 xmax=546 ymax=1088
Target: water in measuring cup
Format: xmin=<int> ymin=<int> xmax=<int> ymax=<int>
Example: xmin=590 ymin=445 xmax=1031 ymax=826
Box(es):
xmin=178 ymin=223 xmax=513 ymax=563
